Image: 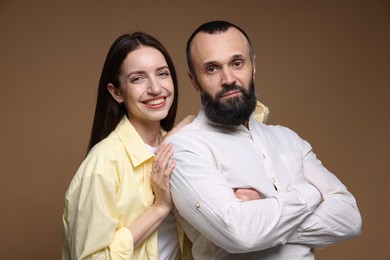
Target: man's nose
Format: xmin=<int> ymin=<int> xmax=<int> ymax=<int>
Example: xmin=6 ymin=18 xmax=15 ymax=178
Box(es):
xmin=221 ymin=67 xmax=235 ymax=86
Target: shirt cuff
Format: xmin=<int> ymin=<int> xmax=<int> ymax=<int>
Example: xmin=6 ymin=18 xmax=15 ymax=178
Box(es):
xmin=109 ymin=225 xmax=134 ymax=258
xmin=291 ymin=183 xmax=321 ymax=211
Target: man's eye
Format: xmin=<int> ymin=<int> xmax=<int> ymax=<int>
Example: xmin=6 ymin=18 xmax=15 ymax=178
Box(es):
xmin=206 ymin=66 xmax=217 ymax=73
xmin=233 ymin=61 xmax=243 ymax=67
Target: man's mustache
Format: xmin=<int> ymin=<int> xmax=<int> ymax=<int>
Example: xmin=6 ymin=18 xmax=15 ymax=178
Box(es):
xmin=216 ymin=84 xmax=245 ymax=99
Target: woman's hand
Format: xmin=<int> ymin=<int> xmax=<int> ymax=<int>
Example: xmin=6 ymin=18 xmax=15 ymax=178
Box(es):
xmin=129 ymin=143 xmax=177 ymax=248
xmin=151 ymin=143 xmax=176 ymax=212
xmin=163 ymin=115 xmax=196 ymax=140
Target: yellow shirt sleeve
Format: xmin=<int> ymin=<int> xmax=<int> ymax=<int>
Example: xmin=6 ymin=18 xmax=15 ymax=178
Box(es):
xmin=253 ymin=100 xmax=270 ymax=123
xmin=63 ymin=117 xmax=160 ymax=260
xmin=64 ymin=159 xmax=134 ymax=259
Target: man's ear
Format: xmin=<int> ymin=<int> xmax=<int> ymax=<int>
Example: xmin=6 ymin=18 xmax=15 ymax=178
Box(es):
xmin=107 ymin=83 xmax=124 ymax=103
xmin=187 ymin=71 xmax=201 ymax=92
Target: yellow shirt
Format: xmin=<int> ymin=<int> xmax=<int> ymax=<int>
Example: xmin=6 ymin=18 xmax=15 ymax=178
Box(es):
xmin=62 ymin=116 xmax=163 ymax=260
xmin=253 ymin=101 xmax=270 ymax=123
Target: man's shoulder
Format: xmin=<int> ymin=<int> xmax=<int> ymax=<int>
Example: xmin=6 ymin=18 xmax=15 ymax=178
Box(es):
xmin=251 ymin=119 xmax=299 ymax=139
xmin=167 ymin=117 xmax=205 ymax=142
xmin=170 ymin=111 xmax=208 ymax=134
xmin=166 ymin=112 xmax=220 ymax=148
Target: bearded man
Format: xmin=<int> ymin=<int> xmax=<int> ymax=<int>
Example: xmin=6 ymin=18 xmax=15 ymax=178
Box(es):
xmin=165 ymin=20 xmax=361 ymax=260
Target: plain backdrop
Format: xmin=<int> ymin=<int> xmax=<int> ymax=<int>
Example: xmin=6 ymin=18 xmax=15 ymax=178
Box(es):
xmin=0 ymin=1 xmax=389 ymax=259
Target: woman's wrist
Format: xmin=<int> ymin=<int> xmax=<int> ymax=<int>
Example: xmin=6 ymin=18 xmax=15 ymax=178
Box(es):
xmin=151 ymin=202 xmax=172 ymax=218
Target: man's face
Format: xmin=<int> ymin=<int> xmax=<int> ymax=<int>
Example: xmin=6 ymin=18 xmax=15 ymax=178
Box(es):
xmin=189 ymin=27 xmax=257 ymax=126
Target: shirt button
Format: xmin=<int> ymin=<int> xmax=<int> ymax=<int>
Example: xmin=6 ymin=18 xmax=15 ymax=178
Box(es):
xmin=196 ymin=202 xmax=201 ymax=208
xmin=247 ymin=134 xmax=252 ymax=140
xmin=261 ymin=154 xmax=266 ymax=159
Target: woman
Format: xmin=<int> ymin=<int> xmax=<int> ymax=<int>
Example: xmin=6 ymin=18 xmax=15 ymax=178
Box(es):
xmin=62 ymin=32 xmax=182 ymax=259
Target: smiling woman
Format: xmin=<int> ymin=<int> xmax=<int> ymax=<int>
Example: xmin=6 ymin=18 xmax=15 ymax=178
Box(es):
xmin=107 ymin=46 xmax=175 ymax=143
xmin=61 ymin=32 xmax=184 ymax=260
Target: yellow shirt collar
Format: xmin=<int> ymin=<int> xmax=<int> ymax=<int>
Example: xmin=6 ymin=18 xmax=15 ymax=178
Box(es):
xmin=114 ymin=116 xmax=166 ymax=167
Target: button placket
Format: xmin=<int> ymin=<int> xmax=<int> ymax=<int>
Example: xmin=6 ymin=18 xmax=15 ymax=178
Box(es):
xmin=243 ymin=128 xmax=279 ymax=191
xmin=252 ymin=135 xmax=279 ymax=191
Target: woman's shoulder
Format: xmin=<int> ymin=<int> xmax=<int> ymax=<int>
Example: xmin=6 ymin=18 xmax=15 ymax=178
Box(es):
xmin=90 ymin=129 xmax=127 ymax=153
xmin=66 ymin=137 xmax=124 ymax=191
xmin=80 ymin=133 xmax=126 ymax=173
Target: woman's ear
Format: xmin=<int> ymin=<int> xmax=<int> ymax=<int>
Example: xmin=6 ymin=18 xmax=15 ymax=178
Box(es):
xmin=252 ymin=55 xmax=256 ymax=80
xmin=107 ymin=83 xmax=124 ymax=103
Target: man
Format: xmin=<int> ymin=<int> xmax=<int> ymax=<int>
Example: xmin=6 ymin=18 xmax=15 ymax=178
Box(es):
xmin=166 ymin=20 xmax=361 ymax=259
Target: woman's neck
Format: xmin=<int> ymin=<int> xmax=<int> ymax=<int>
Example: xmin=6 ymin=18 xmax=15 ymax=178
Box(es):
xmin=130 ymin=119 xmax=161 ymax=147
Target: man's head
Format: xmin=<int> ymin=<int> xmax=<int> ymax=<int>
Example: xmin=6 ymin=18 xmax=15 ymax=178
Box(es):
xmin=186 ymin=20 xmax=257 ymax=126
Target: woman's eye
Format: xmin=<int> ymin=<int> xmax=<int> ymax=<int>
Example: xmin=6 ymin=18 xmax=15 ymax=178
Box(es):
xmin=158 ymin=70 xmax=170 ymax=77
xmin=130 ymin=75 xmax=143 ymax=83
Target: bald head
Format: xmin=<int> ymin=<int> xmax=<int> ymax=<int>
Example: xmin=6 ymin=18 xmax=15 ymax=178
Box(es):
xmin=186 ymin=20 xmax=254 ymax=77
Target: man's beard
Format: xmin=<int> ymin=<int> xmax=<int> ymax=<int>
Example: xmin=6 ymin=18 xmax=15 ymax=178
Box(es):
xmin=200 ymin=80 xmax=257 ymax=126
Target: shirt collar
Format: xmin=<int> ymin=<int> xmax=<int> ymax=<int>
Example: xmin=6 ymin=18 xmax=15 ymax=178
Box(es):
xmin=114 ymin=116 xmax=163 ymax=167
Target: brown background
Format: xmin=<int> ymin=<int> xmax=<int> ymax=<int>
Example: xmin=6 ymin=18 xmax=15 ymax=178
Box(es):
xmin=0 ymin=1 xmax=389 ymax=259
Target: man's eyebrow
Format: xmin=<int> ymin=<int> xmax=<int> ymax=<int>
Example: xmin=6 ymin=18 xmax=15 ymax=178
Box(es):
xmin=231 ymin=54 xmax=246 ymax=60
xmin=202 ymin=54 xmax=246 ymax=67
xmin=202 ymin=61 xmax=218 ymax=69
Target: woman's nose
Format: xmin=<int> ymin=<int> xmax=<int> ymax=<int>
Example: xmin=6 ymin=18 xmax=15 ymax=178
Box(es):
xmin=147 ymin=78 xmax=162 ymax=94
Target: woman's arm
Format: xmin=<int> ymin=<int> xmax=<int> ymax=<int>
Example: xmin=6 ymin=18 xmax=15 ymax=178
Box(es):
xmin=128 ymin=143 xmax=176 ymax=248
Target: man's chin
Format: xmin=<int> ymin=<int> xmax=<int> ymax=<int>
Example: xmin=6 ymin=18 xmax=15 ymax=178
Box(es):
xmin=220 ymin=94 xmax=243 ymax=105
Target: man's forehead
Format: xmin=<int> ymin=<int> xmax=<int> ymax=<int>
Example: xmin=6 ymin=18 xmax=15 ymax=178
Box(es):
xmin=192 ymin=27 xmax=247 ymax=47
xmin=190 ymin=27 xmax=249 ymax=62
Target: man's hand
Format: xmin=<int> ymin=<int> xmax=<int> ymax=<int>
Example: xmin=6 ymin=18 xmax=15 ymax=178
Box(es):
xmin=234 ymin=188 xmax=263 ymax=201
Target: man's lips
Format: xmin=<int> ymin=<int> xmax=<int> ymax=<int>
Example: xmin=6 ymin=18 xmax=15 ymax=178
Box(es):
xmin=220 ymin=90 xmax=241 ymax=98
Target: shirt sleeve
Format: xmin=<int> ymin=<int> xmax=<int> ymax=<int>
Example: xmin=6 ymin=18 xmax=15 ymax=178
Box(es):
xmin=286 ymin=137 xmax=362 ymax=247
xmin=253 ymin=100 xmax=270 ymax=123
xmin=168 ymin=134 xmax=322 ymax=253
xmin=65 ymin=163 xmax=134 ymax=259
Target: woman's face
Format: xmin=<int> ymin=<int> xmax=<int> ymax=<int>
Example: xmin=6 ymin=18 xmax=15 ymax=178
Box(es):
xmin=112 ymin=46 xmax=174 ymax=128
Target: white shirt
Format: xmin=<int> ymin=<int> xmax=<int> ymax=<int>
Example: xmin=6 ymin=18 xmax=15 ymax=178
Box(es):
xmin=147 ymin=145 xmax=180 ymax=260
xmin=166 ymin=110 xmax=361 ymax=260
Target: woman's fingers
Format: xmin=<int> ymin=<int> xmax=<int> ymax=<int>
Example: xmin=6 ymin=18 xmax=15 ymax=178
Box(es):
xmin=154 ymin=143 xmax=174 ymax=175
xmin=150 ymin=143 xmax=176 ymax=210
